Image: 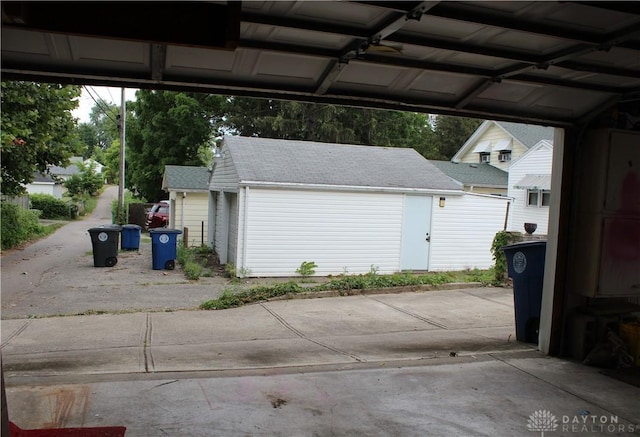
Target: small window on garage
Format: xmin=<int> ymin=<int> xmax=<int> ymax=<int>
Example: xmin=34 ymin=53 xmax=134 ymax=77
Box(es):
xmin=479 ymin=152 xmax=490 ymax=163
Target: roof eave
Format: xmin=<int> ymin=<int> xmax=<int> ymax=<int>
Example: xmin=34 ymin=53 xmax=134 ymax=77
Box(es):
xmin=237 ymin=180 xmax=464 ymax=195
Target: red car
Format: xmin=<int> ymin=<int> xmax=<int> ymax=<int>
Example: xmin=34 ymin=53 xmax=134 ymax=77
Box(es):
xmin=145 ymin=201 xmax=169 ymax=229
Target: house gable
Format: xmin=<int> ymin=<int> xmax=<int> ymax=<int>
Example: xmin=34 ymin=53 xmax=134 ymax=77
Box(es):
xmin=452 ymin=121 xmax=554 ymax=172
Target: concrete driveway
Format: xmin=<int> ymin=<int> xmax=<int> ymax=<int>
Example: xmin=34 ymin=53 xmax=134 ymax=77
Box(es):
xmin=2 ymin=187 xmax=638 ymax=436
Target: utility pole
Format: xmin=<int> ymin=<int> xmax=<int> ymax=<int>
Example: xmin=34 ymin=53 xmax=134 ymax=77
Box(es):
xmin=117 ymin=88 xmax=126 ymax=224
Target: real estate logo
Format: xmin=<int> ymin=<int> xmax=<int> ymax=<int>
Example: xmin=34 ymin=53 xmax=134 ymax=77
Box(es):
xmin=527 ymin=410 xmax=640 ymax=435
xmin=527 ymin=410 xmax=558 ymax=436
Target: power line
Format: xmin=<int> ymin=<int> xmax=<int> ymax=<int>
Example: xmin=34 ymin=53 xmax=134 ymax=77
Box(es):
xmin=83 ymin=86 xmax=119 ymax=126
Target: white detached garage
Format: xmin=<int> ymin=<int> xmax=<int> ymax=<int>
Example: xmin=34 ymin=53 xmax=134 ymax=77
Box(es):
xmin=209 ymin=136 xmax=510 ymax=277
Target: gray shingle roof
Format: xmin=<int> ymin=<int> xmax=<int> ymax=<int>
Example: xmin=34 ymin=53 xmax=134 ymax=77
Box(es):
xmin=48 ymin=163 xmax=80 ymax=176
xmin=495 ymin=121 xmax=554 ymax=148
xmin=163 ymin=165 xmax=211 ymax=191
xmin=31 ymin=172 xmax=58 ymax=183
xmin=223 ymin=136 xmax=462 ymax=192
xmin=429 ymin=160 xmax=508 ymax=188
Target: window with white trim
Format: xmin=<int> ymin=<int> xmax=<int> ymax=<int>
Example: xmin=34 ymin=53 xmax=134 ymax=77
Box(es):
xmin=527 ymin=189 xmax=551 ymax=207
xmin=498 ymin=150 xmax=511 ymax=162
xmin=479 ymin=152 xmax=490 ymax=163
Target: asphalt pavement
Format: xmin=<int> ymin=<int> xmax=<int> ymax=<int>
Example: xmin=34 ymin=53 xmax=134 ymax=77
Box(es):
xmin=1 ymin=187 xmax=639 ymax=436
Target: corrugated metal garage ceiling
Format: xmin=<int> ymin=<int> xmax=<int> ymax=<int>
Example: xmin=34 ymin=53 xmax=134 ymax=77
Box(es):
xmin=2 ymin=1 xmax=640 ymax=127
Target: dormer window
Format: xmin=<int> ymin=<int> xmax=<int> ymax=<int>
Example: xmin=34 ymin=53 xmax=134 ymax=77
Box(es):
xmin=479 ymin=152 xmax=490 ymax=163
xmin=498 ymin=151 xmax=511 ymax=162
xmin=493 ymin=139 xmax=512 ymax=163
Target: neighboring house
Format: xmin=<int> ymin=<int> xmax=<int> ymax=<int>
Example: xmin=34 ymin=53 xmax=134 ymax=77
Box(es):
xmin=429 ymin=160 xmax=508 ymax=196
xmin=84 ymin=158 xmax=104 ymax=174
xmin=451 ymin=120 xmax=555 ymax=234
xmin=162 ymin=165 xmax=212 ymax=247
xmin=25 ymin=172 xmax=64 ymax=199
xmin=48 ymin=159 xmax=81 ymax=181
xmin=451 ymin=120 xmax=554 ymax=172
xmin=208 ymin=136 xmax=511 ymax=277
xmin=507 ymin=140 xmax=553 ymax=235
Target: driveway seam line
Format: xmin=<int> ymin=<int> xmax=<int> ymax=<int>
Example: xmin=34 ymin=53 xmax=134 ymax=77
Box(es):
xmin=458 ymin=289 xmax=513 ymax=307
xmin=259 ymin=303 xmax=364 ymax=362
xmin=0 ymin=320 xmax=32 ymax=348
xmin=367 ymin=296 xmax=449 ymax=329
xmin=144 ymin=313 xmax=154 ymax=372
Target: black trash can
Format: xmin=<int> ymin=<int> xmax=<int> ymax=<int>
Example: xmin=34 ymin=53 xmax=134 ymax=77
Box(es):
xmin=501 ymin=240 xmax=546 ymax=343
xmin=121 ymin=224 xmax=142 ymax=250
xmin=149 ymin=228 xmax=182 ymax=270
xmin=88 ymin=225 xmax=122 ymax=267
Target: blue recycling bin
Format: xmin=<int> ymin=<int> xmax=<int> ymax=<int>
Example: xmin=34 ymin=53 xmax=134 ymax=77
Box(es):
xmin=501 ymin=240 xmax=547 ymax=343
xmin=121 ymin=224 xmax=142 ymax=250
xmin=149 ymin=228 xmax=182 ymax=270
xmin=88 ymin=225 xmax=122 ymax=267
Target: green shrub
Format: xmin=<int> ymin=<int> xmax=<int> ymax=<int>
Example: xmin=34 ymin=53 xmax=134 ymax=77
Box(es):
xmin=183 ymin=261 xmax=203 ymax=280
xmin=295 ymin=260 xmax=317 ymax=278
xmin=29 ymin=193 xmax=73 ymax=219
xmin=111 ymin=191 xmax=143 ymax=225
xmin=1 ymin=202 xmax=43 ymax=249
xmin=64 ymin=162 xmax=103 ymax=196
xmin=491 ymin=231 xmax=523 ymax=284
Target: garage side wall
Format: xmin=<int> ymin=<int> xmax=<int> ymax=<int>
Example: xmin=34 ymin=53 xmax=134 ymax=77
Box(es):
xmin=240 ymin=188 xmax=403 ymax=277
xmin=429 ymin=193 xmax=510 ymax=271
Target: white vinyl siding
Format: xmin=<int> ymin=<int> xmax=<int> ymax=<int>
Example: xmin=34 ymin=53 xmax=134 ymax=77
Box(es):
xmin=240 ymin=188 xmax=404 ymax=277
xmin=214 ymin=192 xmax=229 ymax=263
xmin=507 ymin=143 xmax=553 ymax=235
xmin=25 ymin=183 xmax=63 ymax=199
xmin=429 ymin=193 xmax=511 ymax=271
xmin=227 ymin=193 xmax=239 ymax=268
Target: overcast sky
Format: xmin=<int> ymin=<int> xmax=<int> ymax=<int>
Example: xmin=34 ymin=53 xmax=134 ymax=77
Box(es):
xmin=73 ymin=86 xmax=137 ymax=123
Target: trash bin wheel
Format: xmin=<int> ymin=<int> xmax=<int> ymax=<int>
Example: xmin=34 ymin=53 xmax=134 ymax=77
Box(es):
xmin=105 ymin=257 xmax=118 ymax=267
xmin=165 ymin=260 xmax=175 ymax=270
xmin=525 ymin=317 xmax=540 ymax=343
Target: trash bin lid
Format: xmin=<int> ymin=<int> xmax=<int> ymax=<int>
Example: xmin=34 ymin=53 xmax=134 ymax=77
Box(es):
xmin=88 ymin=225 xmax=122 ymax=232
xmin=501 ymin=240 xmax=546 ymax=252
xmin=123 ymin=224 xmax=142 ymax=230
xmin=149 ymin=228 xmax=182 ymax=235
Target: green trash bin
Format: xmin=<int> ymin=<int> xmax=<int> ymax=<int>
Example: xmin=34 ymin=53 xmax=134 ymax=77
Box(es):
xmin=88 ymin=225 xmax=122 ymax=267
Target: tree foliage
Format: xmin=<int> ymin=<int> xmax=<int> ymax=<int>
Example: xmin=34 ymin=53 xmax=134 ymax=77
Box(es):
xmin=431 ymin=115 xmax=483 ymax=160
xmin=64 ymin=161 xmax=104 ymax=197
xmin=126 ymin=90 xmax=226 ymax=201
xmin=224 ymin=97 xmax=438 ymax=156
xmin=1 ymin=81 xmax=81 ymax=195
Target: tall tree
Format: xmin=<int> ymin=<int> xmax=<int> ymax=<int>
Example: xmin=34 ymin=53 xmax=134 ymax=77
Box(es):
xmin=126 ymin=90 xmax=225 ymax=201
xmin=224 ymin=97 xmax=437 ymax=156
xmin=432 ymin=115 xmax=483 ymax=160
xmin=1 ymin=81 xmax=81 ymax=195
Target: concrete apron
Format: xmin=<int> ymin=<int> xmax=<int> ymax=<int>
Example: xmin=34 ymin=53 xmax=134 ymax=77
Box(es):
xmin=3 ymin=288 xmax=639 ymax=435
xmin=4 ymin=353 xmax=640 ymax=437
